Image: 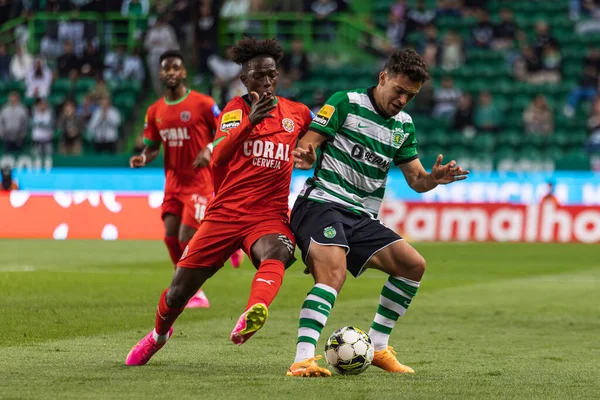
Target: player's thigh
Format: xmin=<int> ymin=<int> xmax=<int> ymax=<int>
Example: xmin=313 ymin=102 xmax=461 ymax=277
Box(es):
xmin=366 ymin=237 xmax=426 ymax=282
xmin=163 ymin=213 xmax=181 ymax=237
xmin=340 ymin=218 xmax=404 ymax=278
xmin=162 ymin=193 xmax=183 ymax=237
xmin=178 ymin=219 xmax=242 ymax=270
xmin=247 ymin=220 xmax=296 ymax=267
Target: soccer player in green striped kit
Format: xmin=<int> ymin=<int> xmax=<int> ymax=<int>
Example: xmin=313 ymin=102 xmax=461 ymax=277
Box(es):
xmin=286 ymin=49 xmax=469 ymax=377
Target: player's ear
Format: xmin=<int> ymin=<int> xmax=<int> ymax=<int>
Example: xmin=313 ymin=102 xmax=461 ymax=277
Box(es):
xmin=182 ymin=68 xmax=187 ymax=79
xmin=379 ymin=70 xmax=387 ymax=87
xmin=240 ymin=73 xmax=247 ymax=87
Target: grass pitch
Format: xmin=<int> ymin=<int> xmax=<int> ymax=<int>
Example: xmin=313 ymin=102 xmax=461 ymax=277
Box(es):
xmin=0 ymin=240 xmax=598 ymax=399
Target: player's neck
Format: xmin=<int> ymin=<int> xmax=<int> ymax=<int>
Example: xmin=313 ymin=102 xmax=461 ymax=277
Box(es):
xmin=164 ymin=85 xmax=189 ymax=104
xmin=371 ymin=86 xmax=392 ymax=119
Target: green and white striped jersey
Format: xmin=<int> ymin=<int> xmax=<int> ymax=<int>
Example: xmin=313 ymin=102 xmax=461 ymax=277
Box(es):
xmin=299 ymin=88 xmax=418 ymax=218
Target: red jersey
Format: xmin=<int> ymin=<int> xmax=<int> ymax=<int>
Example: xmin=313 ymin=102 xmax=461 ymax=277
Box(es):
xmin=207 ymin=95 xmax=313 ymax=221
xmin=144 ymin=89 xmax=220 ymax=195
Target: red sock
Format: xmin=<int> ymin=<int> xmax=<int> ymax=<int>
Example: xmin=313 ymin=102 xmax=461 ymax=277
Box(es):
xmin=246 ymin=259 xmax=285 ymax=309
xmin=164 ymin=236 xmax=182 ymax=266
xmin=155 ymin=288 xmax=185 ymax=335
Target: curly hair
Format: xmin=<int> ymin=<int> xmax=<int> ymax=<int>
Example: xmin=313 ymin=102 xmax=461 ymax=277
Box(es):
xmin=230 ymin=37 xmax=284 ymax=66
xmin=159 ymin=49 xmax=184 ymax=65
xmin=384 ymin=49 xmax=429 ymax=82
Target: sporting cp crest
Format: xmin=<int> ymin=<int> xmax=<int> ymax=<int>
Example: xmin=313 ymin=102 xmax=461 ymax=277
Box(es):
xmin=282 ymin=118 xmax=294 ymax=133
xmin=391 ymin=127 xmax=406 ymax=148
xmin=180 ymin=111 xmax=191 ymax=122
xmin=323 ymin=226 xmax=337 ymax=239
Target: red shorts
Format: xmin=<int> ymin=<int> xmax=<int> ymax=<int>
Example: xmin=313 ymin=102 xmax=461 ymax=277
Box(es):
xmin=161 ymin=192 xmax=213 ymax=230
xmin=177 ymin=216 xmax=295 ymax=269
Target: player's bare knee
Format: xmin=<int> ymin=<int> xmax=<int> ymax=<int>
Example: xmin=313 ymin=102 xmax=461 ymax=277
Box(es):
xmin=313 ymin=263 xmax=346 ymax=292
xmin=269 ymin=245 xmax=294 ymax=265
xmin=397 ymin=255 xmax=426 ymax=281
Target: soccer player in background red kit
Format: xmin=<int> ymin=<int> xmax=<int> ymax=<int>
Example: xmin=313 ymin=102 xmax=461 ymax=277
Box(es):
xmin=126 ymin=38 xmax=314 ymax=366
xmin=129 ymin=50 xmax=219 ymax=308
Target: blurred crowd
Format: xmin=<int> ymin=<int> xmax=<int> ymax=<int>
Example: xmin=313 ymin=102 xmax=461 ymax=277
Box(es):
xmin=0 ymin=0 xmax=346 ymax=157
xmin=384 ymin=0 xmax=600 ymax=153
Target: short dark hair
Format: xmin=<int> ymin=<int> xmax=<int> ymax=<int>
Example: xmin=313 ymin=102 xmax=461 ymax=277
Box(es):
xmin=159 ymin=49 xmax=184 ymax=65
xmin=384 ymin=49 xmax=429 ymax=83
xmin=230 ymin=37 xmax=284 ymax=67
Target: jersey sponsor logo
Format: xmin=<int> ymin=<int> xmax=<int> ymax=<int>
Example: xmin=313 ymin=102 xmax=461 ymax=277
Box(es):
xmin=220 ymin=109 xmax=242 ymax=131
xmin=323 ymin=226 xmax=337 ymax=239
xmin=313 ymin=104 xmax=335 ymax=126
xmin=282 ymin=118 xmax=294 ymax=133
xmin=358 ymin=122 xmax=369 ymax=128
xmin=180 ymin=111 xmax=191 ymax=122
xmin=159 ymin=127 xmax=191 ymax=147
xmin=391 ymin=127 xmax=406 ymax=148
xmin=211 ymin=103 xmax=221 ymax=117
xmin=351 ymin=144 xmax=391 ymax=171
xmin=243 ymin=140 xmax=291 ymax=169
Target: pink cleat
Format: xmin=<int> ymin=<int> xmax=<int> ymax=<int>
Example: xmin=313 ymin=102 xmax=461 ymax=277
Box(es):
xmin=230 ymin=250 xmax=244 ymax=269
xmin=125 ymin=327 xmax=173 ymax=366
xmin=230 ymin=303 xmax=268 ymax=346
xmin=185 ymin=289 xmax=210 ymax=308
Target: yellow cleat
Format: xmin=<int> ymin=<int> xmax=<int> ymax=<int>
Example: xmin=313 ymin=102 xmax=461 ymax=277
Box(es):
xmin=372 ymin=346 xmax=415 ymax=374
xmin=286 ymin=355 xmax=332 ymax=377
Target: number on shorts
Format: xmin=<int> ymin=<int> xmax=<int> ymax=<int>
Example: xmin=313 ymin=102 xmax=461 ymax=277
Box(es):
xmin=194 ymin=203 xmax=206 ymax=221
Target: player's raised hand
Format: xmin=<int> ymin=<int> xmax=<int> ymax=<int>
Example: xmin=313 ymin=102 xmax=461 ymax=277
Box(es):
xmin=193 ymin=147 xmax=212 ymax=168
xmin=431 ymin=154 xmax=469 ymax=184
xmin=129 ymin=154 xmax=146 ymax=168
xmin=292 ymin=143 xmax=317 ymax=170
xmin=248 ymin=91 xmax=276 ymax=126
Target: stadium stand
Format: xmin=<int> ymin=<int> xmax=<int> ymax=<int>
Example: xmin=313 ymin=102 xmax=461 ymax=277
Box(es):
xmin=0 ymin=0 xmax=598 ymax=171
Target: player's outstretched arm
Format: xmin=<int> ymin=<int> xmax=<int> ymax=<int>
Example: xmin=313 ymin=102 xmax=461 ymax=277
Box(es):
xmin=399 ymin=154 xmax=469 ymax=193
xmin=129 ymin=143 xmax=161 ymax=168
xmin=212 ymin=91 xmax=275 ymax=167
xmin=292 ymin=130 xmax=328 ymax=170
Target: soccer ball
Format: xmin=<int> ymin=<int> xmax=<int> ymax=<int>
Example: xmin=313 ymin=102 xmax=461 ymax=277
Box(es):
xmin=324 ymin=326 xmax=374 ymax=375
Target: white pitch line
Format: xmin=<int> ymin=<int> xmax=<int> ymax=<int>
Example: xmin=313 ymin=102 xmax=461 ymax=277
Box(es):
xmin=0 ymin=265 xmax=37 ymax=272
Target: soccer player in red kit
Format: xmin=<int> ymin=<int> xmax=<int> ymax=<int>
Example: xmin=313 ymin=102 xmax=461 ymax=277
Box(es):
xmin=129 ymin=50 xmax=219 ymax=308
xmin=126 ymin=38 xmax=313 ymax=366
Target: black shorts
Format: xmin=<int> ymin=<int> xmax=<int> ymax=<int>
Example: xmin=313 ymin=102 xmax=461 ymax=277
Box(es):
xmin=290 ymin=197 xmax=403 ymax=277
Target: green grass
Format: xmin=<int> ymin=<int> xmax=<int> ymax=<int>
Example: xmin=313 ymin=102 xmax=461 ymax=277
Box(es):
xmin=1 ymin=240 xmax=599 ymax=399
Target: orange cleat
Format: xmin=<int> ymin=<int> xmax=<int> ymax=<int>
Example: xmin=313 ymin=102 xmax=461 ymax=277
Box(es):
xmin=286 ymin=355 xmax=332 ymax=377
xmin=371 ymin=346 xmax=415 ymax=374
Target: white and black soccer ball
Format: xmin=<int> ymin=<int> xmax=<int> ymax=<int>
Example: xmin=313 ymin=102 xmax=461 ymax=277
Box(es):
xmin=324 ymin=326 xmax=374 ymax=375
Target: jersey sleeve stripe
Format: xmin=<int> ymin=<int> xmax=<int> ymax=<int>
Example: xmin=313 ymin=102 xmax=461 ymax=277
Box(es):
xmin=394 ymin=154 xmax=419 ymax=165
xmin=143 ymin=137 xmax=160 ymax=146
xmin=213 ymin=135 xmax=227 ymax=147
xmin=308 ymin=126 xmax=335 ymax=139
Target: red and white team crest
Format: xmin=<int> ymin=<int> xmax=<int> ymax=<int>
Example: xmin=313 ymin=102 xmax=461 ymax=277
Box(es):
xmin=180 ymin=111 xmax=191 ymax=122
xmin=282 ymin=118 xmax=294 ymax=132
